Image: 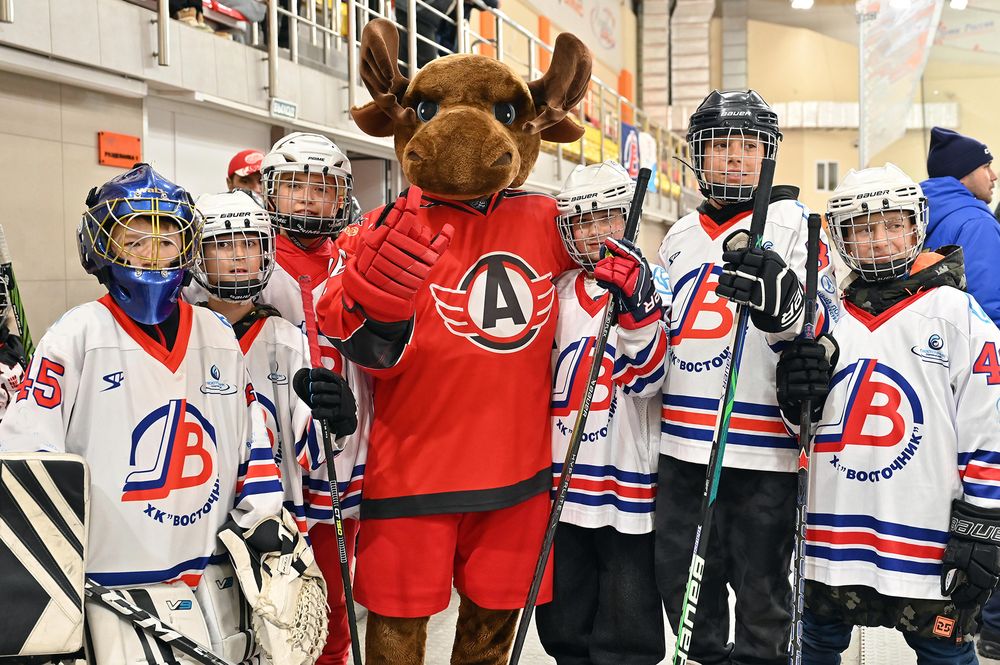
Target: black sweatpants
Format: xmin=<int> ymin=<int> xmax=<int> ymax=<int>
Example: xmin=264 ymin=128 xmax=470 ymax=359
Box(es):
xmin=655 ymin=455 xmax=796 ymax=665
xmin=536 ymin=523 xmax=665 ymax=665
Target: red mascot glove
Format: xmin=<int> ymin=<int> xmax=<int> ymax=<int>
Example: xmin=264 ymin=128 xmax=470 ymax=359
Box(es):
xmin=343 ymin=186 xmax=453 ymax=323
xmin=593 ymin=237 xmax=662 ymax=329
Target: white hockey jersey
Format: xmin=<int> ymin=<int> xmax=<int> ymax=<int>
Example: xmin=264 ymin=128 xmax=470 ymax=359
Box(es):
xmin=657 ymin=199 xmax=840 ymax=472
xmin=237 ymin=314 xmax=366 ymax=527
xmin=804 ymin=286 xmax=1000 ymax=600
xmin=0 ymin=297 xmax=283 ymax=588
xmin=551 ymin=270 xmax=668 ymax=534
xmin=261 ymin=234 xmax=369 ymax=519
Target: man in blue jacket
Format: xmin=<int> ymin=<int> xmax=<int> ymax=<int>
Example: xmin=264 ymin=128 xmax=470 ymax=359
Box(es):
xmin=922 ymin=127 xmax=998 ymax=325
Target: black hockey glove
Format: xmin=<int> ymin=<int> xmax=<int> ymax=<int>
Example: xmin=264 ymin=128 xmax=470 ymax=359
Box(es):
xmin=775 ymin=334 xmax=839 ymax=425
xmin=718 ymin=229 xmax=804 ymax=333
xmin=0 ymin=333 xmax=26 ymax=370
xmin=942 ymin=499 xmax=1000 ymax=609
xmin=593 ymin=238 xmax=663 ymax=330
xmin=292 ymin=367 xmax=358 ymax=439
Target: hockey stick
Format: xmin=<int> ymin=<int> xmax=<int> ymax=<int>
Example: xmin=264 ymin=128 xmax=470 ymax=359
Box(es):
xmin=83 ymin=579 xmax=233 ymax=665
xmin=671 ymin=157 xmax=776 ymax=665
xmin=298 ymin=275 xmax=363 ymax=665
xmin=0 ymin=224 xmax=33 ymax=359
xmin=508 ymin=167 xmax=653 ymax=665
xmin=788 ymin=213 xmax=823 ymax=665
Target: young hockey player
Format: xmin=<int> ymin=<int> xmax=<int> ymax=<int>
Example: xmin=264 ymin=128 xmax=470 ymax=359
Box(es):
xmin=654 ymin=89 xmax=839 ymax=664
xmin=535 ymin=160 xmax=667 ymax=664
xmin=259 ymin=131 xmax=368 ymax=665
xmin=0 ymin=164 xmax=287 ymax=662
xmin=776 ymin=163 xmax=1000 ymax=663
xmin=0 ymin=277 xmax=26 ymax=421
xmin=190 ymin=190 xmax=360 ymax=537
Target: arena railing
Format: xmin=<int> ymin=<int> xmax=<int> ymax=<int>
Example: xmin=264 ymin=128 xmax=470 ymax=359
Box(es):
xmin=145 ymin=0 xmax=694 ymax=203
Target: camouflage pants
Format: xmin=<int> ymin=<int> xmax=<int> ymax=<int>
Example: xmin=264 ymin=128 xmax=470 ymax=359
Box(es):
xmin=805 ymin=581 xmax=978 ymax=644
xmin=654 ymin=456 xmax=796 ymax=665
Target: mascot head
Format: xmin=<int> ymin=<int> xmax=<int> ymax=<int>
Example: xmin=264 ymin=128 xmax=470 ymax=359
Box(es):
xmin=350 ymin=18 xmax=593 ymax=200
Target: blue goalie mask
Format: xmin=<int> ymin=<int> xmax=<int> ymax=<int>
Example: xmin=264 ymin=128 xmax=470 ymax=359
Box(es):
xmin=78 ymin=164 xmax=202 ymax=325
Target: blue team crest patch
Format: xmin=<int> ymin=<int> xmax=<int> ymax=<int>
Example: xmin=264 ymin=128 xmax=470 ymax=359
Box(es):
xmin=201 ymin=365 xmax=237 ymax=395
xmin=650 ymin=265 xmax=673 ymax=302
xmin=910 ymin=333 xmax=948 ymax=367
xmin=267 ymin=360 xmax=288 ymax=385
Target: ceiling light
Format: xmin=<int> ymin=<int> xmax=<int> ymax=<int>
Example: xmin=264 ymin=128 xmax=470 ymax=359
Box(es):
xmin=950 ymin=0 xmax=968 ymax=8
xmin=791 ymin=0 xmax=813 ymax=9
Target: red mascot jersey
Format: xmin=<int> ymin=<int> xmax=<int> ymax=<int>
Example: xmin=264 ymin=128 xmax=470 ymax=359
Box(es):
xmin=318 ymin=190 xmax=574 ymax=519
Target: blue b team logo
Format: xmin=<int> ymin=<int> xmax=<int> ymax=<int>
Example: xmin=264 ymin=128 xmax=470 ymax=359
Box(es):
xmin=669 ymin=264 xmax=732 ymax=346
xmin=814 ymin=359 xmax=924 ymax=482
xmin=122 ymin=400 xmax=222 ymax=526
xmin=552 ymin=337 xmax=615 ymax=418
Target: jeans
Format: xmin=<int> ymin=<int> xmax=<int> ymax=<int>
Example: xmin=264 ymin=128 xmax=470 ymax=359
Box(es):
xmin=802 ymin=607 xmax=979 ymax=665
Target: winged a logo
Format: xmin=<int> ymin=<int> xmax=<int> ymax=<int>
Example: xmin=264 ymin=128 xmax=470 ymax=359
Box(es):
xmin=430 ymin=252 xmax=555 ymax=353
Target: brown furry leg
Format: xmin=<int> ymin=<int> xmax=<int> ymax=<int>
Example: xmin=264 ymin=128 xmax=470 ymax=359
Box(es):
xmin=450 ymin=594 xmax=519 ymax=665
xmin=365 ymin=612 xmax=429 ymax=665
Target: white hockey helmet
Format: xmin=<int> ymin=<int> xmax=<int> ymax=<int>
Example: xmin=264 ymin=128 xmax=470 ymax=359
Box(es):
xmin=555 ymin=160 xmax=635 ymax=270
xmin=261 ymin=132 xmax=353 ymax=237
xmin=192 ymin=190 xmax=275 ymax=302
xmin=826 ymin=162 xmax=928 ymax=282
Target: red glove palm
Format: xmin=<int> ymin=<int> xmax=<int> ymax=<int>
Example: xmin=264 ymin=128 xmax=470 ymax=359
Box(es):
xmin=343 ymin=187 xmax=453 ymax=322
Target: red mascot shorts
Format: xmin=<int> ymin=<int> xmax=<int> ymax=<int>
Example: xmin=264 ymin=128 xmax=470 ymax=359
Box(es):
xmin=311 ymin=518 xmax=360 ymax=665
xmin=354 ymin=492 xmax=553 ymax=617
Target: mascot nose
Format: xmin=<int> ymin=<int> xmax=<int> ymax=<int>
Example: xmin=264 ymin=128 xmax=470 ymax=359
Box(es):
xmin=491 ymin=152 xmax=513 ymax=168
xmin=406 ymin=148 xmax=425 ymax=163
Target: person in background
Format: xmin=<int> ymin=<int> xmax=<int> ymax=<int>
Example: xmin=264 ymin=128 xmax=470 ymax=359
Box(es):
xmin=227 ymin=148 xmax=265 ymax=195
xmin=921 ymin=127 xmax=999 ymax=329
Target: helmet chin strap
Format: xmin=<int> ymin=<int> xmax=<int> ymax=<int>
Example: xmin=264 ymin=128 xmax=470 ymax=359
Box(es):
xmin=286 ymin=230 xmax=329 ymax=251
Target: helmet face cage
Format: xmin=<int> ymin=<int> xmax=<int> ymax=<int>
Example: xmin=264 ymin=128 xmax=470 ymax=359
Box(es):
xmin=81 ymin=197 xmax=200 ymax=272
xmin=263 ymin=166 xmax=353 ymax=236
xmin=194 ymin=224 xmax=275 ymax=302
xmin=827 ymin=200 xmax=927 ymax=282
xmin=688 ymin=127 xmax=779 ymax=204
xmin=557 ymin=206 xmax=628 ymax=272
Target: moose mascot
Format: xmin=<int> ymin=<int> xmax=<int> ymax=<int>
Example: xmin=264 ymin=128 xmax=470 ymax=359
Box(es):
xmin=317 ymin=18 xmax=593 ymax=664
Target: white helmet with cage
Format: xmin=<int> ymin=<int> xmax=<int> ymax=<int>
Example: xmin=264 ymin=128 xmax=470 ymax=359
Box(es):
xmin=261 ymin=132 xmax=353 ymax=237
xmin=555 ymin=160 xmax=635 ymax=270
xmin=826 ymin=162 xmax=928 ymax=282
xmin=192 ymin=191 xmax=275 ymax=302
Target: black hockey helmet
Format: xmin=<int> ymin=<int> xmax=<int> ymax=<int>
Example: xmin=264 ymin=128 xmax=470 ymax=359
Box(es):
xmin=686 ymin=89 xmax=782 ymax=203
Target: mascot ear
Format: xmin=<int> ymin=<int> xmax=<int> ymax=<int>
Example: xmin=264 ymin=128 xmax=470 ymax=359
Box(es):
xmin=525 ymin=32 xmax=592 ymax=143
xmin=349 ymin=18 xmax=415 ymax=136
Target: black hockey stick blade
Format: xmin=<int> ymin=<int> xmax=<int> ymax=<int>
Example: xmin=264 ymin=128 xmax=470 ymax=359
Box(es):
xmin=789 ymin=213 xmax=823 ymax=665
xmin=509 ymin=167 xmax=652 ymax=665
xmin=84 ymin=580 xmax=234 ymax=665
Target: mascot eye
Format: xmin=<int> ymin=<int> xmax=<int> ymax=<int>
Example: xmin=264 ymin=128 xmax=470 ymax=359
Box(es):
xmin=493 ymin=102 xmax=516 ymax=126
xmin=416 ymin=100 xmax=438 ymax=123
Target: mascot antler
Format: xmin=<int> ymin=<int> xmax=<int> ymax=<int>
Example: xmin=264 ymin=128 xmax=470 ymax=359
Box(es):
xmin=351 ymin=18 xmax=416 ymax=136
xmin=525 ymin=32 xmax=593 ymax=142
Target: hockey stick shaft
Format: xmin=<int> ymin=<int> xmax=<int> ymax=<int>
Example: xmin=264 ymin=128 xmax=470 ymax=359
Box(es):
xmin=509 ymin=167 xmax=652 ymax=665
xmin=672 ymin=157 xmax=776 ymax=665
xmin=0 ymin=224 xmax=33 ymax=358
xmin=84 ymin=579 xmax=233 ymax=665
xmin=299 ymin=276 xmax=363 ymax=665
xmin=789 ymin=213 xmax=823 ymax=665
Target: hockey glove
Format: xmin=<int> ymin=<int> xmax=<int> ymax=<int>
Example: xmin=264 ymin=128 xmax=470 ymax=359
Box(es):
xmin=342 ymin=186 xmax=453 ymax=323
xmin=775 ymin=333 xmax=839 ymax=425
xmin=593 ymin=238 xmax=663 ymax=329
xmin=718 ymin=229 xmax=804 ymax=332
xmin=0 ymin=333 xmax=25 ymax=370
xmin=292 ymin=367 xmax=358 ymax=439
xmin=942 ymin=499 xmax=1000 ymax=609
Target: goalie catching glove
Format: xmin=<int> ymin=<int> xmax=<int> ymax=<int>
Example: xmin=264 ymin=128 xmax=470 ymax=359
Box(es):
xmin=717 ymin=229 xmax=804 ymax=332
xmin=218 ymin=509 xmax=328 ymax=665
xmin=593 ymin=237 xmax=662 ymax=329
xmin=941 ymin=499 xmax=1000 ymax=609
xmin=342 ymin=186 xmax=453 ymax=323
